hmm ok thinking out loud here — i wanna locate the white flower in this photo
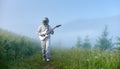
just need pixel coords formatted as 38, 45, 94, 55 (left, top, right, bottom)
98, 54, 101, 56
86, 59, 89, 61
95, 56, 98, 59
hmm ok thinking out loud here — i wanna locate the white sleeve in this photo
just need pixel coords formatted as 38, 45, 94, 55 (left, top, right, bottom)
37, 25, 42, 35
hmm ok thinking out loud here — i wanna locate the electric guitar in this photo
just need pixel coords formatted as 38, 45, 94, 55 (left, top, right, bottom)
39, 25, 61, 40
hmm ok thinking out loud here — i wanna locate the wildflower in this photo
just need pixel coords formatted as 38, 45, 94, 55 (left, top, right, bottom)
86, 59, 89, 61
95, 56, 98, 59
98, 54, 101, 57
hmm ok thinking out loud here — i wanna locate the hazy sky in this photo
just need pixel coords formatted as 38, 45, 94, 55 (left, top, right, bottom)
1, 0, 120, 46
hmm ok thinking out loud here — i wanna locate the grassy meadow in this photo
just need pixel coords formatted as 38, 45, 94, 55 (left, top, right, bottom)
0, 28, 120, 69
7, 47, 120, 69
50, 47, 120, 69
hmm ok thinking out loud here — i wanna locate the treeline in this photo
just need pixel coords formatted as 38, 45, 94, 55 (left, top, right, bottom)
75, 26, 120, 51
0, 28, 40, 68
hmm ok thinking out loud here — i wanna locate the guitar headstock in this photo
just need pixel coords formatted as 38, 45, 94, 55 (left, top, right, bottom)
55, 25, 62, 28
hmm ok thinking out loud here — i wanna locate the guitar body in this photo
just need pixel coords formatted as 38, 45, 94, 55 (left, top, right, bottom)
39, 35, 49, 41
39, 30, 49, 41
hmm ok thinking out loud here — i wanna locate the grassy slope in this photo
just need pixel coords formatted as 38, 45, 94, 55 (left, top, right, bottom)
48, 48, 120, 69
0, 28, 41, 69
9, 47, 120, 69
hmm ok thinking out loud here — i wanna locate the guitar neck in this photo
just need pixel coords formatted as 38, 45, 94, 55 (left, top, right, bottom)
46, 25, 61, 35
46, 27, 56, 34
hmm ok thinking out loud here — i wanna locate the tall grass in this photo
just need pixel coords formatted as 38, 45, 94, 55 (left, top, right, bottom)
9, 47, 120, 69
50, 47, 120, 69
0, 28, 41, 69
2, 46, 119, 69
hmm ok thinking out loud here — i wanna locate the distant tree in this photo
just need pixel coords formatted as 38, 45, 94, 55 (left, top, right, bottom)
95, 26, 113, 51
116, 37, 120, 46
82, 36, 91, 49
76, 37, 82, 48
115, 37, 120, 50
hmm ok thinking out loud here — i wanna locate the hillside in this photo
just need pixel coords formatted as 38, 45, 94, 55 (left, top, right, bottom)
0, 28, 120, 69
0, 28, 41, 69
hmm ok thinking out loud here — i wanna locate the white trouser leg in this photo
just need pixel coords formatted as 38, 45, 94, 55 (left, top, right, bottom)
45, 39, 51, 59
40, 38, 51, 60
40, 40, 46, 60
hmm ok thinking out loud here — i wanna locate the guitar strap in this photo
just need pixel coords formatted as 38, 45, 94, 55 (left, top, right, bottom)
46, 25, 50, 34
47, 25, 49, 31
